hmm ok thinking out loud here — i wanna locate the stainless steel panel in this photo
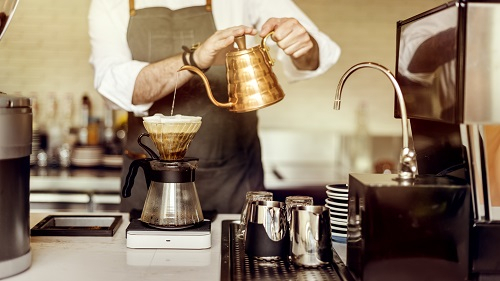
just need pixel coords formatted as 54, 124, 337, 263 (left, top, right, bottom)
464, 3, 500, 123
396, 1, 500, 124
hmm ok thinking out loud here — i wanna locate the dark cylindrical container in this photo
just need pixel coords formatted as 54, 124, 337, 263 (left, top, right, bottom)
0, 93, 32, 279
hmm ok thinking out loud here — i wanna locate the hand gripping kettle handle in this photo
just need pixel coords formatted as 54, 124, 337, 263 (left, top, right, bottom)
122, 159, 152, 198
260, 32, 275, 67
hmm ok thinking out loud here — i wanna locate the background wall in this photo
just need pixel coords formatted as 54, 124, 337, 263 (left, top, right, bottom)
262, 0, 445, 136
0, 0, 446, 132
0, 0, 445, 179
0, 0, 98, 127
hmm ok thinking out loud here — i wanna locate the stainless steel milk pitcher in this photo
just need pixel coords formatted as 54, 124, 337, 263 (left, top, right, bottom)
245, 201, 289, 260
290, 205, 333, 267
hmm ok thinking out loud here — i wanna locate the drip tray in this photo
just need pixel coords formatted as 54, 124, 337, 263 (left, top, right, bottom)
220, 220, 354, 281
31, 215, 123, 237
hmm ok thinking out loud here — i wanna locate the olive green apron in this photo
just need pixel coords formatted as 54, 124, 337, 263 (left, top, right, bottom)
121, 1, 264, 213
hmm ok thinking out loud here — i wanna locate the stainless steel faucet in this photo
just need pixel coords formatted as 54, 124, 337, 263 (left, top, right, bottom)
334, 62, 417, 180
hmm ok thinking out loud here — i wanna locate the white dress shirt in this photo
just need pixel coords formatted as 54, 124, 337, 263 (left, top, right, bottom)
88, 0, 341, 115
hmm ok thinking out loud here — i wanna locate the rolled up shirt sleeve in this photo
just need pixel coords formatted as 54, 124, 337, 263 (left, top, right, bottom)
89, 0, 152, 116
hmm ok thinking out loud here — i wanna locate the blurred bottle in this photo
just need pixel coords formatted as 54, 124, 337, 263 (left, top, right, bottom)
59, 94, 74, 142
103, 105, 114, 145
87, 117, 101, 146
46, 94, 63, 166
79, 94, 91, 145
350, 102, 372, 173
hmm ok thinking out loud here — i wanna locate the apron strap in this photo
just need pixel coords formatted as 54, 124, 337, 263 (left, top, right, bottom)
129, 0, 211, 15
129, 0, 136, 16
205, 0, 212, 12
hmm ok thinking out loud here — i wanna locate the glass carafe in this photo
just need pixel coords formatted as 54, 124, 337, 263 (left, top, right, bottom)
122, 158, 204, 229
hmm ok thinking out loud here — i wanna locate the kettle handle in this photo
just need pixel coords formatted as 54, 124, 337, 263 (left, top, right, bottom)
178, 65, 234, 109
122, 158, 152, 198
260, 31, 275, 66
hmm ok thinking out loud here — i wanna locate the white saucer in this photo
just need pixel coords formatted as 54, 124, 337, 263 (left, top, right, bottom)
102, 154, 123, 168
330, 225, 347, 232
326, 190, 348, 198
326, 184, 348, 193
325, 198, 348, 208
331, 223, 347, 230
71, 158, 102, 167
327, 205, 348, 213
327, 194, 348, 201
330, 219, 347, 226
330, 217, 347, 224
331, 232, 347, 243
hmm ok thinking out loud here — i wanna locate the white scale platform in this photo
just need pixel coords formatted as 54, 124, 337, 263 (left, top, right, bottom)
126, 219, 211, 249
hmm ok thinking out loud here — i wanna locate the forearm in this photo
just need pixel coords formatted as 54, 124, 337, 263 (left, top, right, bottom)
132, 54, 192, 105
132, 26, 257, 105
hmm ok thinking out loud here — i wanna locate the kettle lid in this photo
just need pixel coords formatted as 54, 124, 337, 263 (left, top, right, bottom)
0, 92, 31, 108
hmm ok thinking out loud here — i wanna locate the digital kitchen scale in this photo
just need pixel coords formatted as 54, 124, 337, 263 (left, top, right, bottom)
125, 219, 211, 249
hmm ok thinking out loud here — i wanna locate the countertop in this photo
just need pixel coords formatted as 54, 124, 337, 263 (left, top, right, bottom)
30, 167, 121, 193
9, 212, 347, 281
29, 162, 345, 193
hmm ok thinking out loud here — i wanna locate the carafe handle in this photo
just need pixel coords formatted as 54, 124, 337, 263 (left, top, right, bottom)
178, 65, 234, 109
122, 158, 152, 198
138, 133, 160, 159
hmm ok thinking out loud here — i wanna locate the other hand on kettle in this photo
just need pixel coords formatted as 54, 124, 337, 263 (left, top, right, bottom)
260, 17, 320, 71
191, 25, 257, 70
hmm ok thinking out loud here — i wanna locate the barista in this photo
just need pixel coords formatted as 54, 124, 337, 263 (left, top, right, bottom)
88, 0, 341, 213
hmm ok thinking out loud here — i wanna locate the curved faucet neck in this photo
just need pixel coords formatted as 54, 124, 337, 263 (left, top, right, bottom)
334, 62, 417, 180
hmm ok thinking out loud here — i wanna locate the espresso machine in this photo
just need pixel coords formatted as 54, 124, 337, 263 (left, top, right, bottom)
396, 1, 500, 279
123, 114, 211, 249
334, 1, 500, 280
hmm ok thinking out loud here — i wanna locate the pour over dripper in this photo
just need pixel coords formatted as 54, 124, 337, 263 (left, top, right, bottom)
142, 114, 202, 160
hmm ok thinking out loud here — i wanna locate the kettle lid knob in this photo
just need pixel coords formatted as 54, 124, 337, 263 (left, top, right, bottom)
234, 35, 246, 50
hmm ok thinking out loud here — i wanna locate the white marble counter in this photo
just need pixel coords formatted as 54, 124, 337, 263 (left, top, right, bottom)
9, 213, 347, 281
9, 213, 231, 281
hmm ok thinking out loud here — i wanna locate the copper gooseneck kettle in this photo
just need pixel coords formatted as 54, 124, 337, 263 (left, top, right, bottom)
179, 32, 285, 113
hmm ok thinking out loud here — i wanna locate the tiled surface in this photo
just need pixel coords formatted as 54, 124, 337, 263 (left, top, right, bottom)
0, 0, 99, 127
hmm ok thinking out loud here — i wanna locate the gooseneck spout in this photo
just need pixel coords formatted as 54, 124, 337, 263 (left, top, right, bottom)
334, 62, 417, 180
